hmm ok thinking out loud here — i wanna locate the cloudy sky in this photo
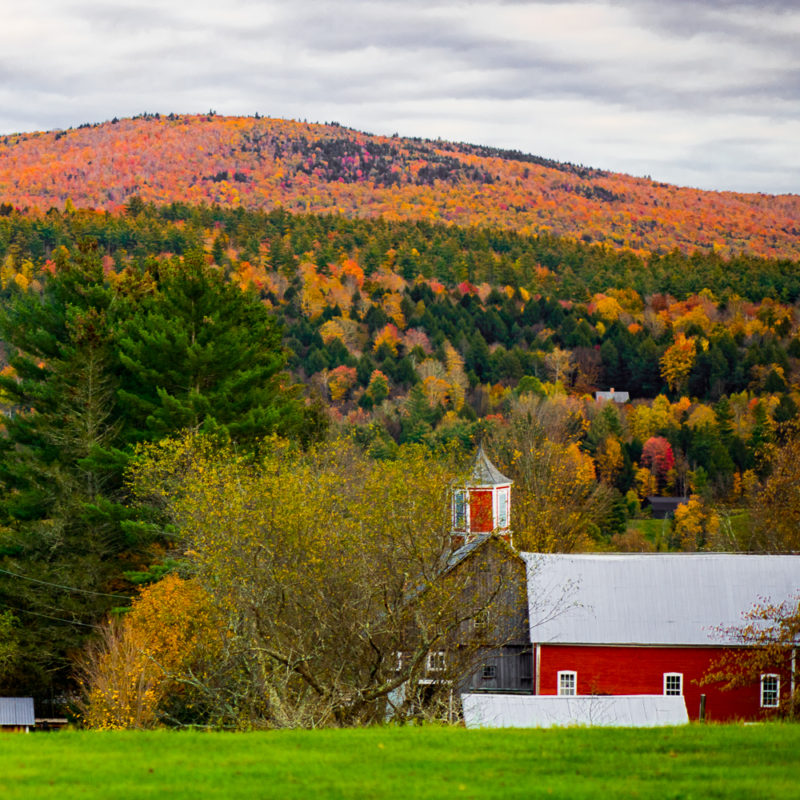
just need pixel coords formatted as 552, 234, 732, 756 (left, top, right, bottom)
2, 0, 799, 194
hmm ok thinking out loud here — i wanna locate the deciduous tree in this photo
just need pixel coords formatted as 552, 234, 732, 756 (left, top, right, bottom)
126, 435, 516, 727
703, 596, 800, 718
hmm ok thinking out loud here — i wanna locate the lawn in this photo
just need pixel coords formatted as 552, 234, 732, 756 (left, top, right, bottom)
2, 724, 799, 799
626, 517, 672, 549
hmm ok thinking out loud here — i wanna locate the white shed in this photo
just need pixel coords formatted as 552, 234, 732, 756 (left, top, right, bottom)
0, 697, 35, 732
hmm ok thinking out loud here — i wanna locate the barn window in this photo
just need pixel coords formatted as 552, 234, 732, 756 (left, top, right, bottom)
557, 671, 577, 696
427, 651, 446, 672
663, 673, 683, 696
453, 490, 467, 529
474, 609, 490, 631
482, 664, 497, 680
497, 489, 509, 528
761, 674, 780, 708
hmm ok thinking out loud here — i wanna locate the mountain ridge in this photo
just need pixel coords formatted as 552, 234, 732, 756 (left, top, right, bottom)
1, 113, 798, 260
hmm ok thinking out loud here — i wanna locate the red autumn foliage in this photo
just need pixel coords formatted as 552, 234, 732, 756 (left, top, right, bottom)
1, 114, 798, 260
641, 436, 675, 485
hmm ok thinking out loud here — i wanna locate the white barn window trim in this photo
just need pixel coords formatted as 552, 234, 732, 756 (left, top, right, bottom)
497, 489, 509, 529
557, 670, 577, 696
474, 608, 490, 631
760, 674, 780, 708
453, 489, 467, 530
427, 651, 446, 673
663, 673, 683, 696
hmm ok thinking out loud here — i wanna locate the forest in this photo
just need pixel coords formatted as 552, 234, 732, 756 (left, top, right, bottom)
1, 113, 800, 260
1, 122, 800, 724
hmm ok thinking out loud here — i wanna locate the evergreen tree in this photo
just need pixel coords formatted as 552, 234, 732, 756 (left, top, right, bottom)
117, 252, 309, 445
0, 253, 138, 698
0, 250, 316, 702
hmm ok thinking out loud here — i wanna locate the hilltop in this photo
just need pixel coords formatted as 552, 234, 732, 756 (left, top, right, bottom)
1, 113, 798, 260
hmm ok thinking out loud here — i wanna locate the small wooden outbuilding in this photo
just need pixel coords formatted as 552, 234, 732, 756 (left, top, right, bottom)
646, 495, 689, 519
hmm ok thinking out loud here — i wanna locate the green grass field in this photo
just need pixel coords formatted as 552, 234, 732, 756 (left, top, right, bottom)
627, 517, 672, 547
1, 724, 799, 799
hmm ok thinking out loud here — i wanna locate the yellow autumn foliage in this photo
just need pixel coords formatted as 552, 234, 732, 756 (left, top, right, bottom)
672, 495, 720, 551
78, 575, 223, 730
660, 332, 696, 393
124, 434, 481, 727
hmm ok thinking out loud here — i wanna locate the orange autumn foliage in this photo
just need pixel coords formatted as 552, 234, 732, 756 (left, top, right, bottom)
78, 575, 223, 729
1, 114, 798, 260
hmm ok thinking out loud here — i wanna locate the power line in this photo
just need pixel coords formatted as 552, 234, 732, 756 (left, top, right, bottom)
0, 566, 131, 600
0, 601, 100, 629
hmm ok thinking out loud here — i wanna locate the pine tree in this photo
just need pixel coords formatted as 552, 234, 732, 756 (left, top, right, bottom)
116, 251, 309, 445
0, 253, 137, 698
0, 250, 316, 702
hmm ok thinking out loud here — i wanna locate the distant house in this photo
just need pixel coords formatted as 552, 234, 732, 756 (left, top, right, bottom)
595, 387, 630, 403
0, 697, 35, 732
646, 496, 689, 519
442, 448, 800, 726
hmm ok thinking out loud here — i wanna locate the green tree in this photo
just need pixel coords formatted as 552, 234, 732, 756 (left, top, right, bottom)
0, 249, 317, 702
0, 253, 139, 697
0, 611, 21, 678
125, 435, 516, 728
117, 252, 311, 445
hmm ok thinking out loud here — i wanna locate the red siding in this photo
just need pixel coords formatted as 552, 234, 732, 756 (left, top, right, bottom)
538, 644, 777, 722
470, 490, 493, 532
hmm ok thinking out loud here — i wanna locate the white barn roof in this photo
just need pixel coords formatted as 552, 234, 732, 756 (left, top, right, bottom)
462, 693, 689, 728
0, 697, 35, 727
522, 552, 800, 646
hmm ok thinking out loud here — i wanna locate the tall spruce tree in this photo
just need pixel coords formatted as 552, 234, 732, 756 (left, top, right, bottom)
0, 251, 138, 699
116, 251, 308, 445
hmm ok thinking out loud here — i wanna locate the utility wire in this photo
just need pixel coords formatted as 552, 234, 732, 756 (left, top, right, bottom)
0, 601, 100, 629
0, 566, 131, 600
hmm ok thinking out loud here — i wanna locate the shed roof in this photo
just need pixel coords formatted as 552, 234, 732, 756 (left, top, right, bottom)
595, 390, 630, 403
0, 697, 35, 727
468, 444, 511, 486
447, 534, 491, 569
522, 552, 800, 646
462, 693, 689, 728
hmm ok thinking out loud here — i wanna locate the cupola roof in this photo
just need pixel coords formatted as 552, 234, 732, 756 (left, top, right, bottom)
469, 443, 511, 486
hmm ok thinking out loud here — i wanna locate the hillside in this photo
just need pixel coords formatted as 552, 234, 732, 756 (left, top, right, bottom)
1, 113, 799, 260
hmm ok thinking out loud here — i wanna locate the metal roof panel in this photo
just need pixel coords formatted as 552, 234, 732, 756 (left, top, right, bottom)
0, 697, 35, 727
523, 552, 800, 646
469, 444, 511, 486
462, 693, 689, 728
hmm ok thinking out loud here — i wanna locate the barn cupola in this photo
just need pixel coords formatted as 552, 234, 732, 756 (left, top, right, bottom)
451, 444, 513, 549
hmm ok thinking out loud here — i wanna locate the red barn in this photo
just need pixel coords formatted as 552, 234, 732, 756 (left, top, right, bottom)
450, 448, 798, 724
522, 552, 799, 722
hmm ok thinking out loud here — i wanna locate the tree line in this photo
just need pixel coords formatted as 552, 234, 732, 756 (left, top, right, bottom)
0, 247, 318, 704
